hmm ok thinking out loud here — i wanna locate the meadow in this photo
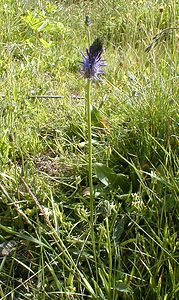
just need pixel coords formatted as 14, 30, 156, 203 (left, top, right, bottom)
0, 0, 178, 299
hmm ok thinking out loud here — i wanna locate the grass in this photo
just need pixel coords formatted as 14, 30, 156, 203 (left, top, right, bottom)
0, 0, 178, 299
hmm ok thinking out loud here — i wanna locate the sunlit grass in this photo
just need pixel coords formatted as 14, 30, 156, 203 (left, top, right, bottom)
0, 0, 178, 299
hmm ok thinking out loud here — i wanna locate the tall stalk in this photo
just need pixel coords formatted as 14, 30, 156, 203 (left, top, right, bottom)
86, 79, 93, 223
81, 17, 106, 286
86, 79, 98, 282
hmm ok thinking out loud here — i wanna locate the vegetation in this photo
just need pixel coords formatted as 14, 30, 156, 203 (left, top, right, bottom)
0, 0, 178, 299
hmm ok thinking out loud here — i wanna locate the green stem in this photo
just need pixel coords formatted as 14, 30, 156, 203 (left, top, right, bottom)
105, 216, 112, 298
87, 27, 91, 48
86, 79, 93, 224
86, 79, 98, 282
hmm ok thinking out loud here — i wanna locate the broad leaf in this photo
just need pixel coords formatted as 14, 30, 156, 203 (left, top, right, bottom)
116, 281, 131, 293
94, 163, 130, 192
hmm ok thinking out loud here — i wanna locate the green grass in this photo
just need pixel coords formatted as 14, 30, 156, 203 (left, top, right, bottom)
0, 0, 178, 299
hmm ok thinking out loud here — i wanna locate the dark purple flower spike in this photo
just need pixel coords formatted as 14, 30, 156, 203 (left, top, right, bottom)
81, 38, 106, 80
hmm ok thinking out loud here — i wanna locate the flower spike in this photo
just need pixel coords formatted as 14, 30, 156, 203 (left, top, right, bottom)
81, 38, 106, 80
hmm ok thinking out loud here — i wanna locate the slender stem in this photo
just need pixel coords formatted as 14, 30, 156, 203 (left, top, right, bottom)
86, 79, 98, 282
86, 79, 93, 223
87, 27, 91, 48
105, 216, 112, 298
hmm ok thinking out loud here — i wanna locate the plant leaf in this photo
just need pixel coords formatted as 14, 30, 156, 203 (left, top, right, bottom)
94, 163, 130, 191
116, 281, 131, 293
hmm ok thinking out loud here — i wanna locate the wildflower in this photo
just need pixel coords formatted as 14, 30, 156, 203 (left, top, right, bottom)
85, 15, 92, 27
81, 38, 106, 80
